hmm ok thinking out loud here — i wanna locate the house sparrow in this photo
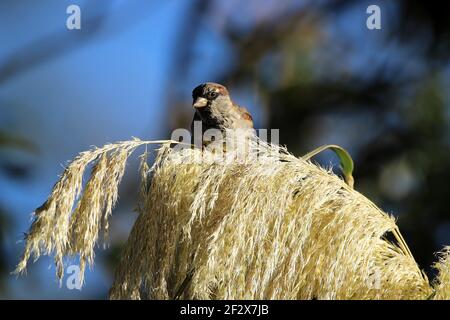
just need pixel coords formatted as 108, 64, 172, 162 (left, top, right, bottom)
191, 82, 253, 151
190, 82, 254, 134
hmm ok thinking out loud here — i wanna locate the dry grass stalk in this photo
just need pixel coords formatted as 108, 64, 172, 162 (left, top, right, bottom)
15, 136, 448, 299
432, 247, 450, 300
14, 138, 179, 284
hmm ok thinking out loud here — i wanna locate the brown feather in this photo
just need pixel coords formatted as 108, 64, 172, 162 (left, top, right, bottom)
237, 105, 254, 125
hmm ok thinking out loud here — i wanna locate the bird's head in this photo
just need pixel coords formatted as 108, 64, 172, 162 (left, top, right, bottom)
192, 82, 230, 111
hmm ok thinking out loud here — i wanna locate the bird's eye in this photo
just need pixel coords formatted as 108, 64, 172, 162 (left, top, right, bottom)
208, 91, 219, 100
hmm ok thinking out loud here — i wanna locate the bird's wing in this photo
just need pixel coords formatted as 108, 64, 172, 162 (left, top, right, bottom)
237, 105, 254, 128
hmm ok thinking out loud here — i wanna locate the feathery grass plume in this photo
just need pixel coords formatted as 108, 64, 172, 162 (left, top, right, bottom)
15, 135, 447, 299
109, 137, 435, 300
432, 247, 450, 299
14, 138, 181, 283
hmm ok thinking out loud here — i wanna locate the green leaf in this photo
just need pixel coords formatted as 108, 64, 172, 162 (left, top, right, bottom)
302, 144, 354, 188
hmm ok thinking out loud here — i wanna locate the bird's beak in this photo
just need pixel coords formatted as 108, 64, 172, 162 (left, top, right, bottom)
193, 97, 208, 109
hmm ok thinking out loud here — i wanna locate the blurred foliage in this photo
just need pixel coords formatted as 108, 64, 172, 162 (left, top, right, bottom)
0, 208, 10, 293
0, 131, 37, 153
0, 130, 36, 294
0, 131, 35, 180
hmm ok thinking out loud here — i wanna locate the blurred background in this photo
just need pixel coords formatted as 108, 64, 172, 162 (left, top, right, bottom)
0, 0, 449, 299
